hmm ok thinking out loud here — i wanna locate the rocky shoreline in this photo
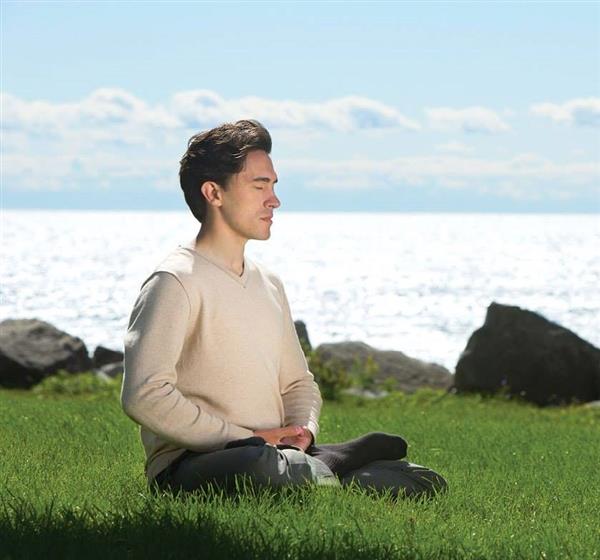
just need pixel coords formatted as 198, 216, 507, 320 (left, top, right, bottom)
1, 301, 598, 406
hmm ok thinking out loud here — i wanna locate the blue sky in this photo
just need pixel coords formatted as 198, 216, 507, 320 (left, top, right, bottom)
2, 1, 599, 212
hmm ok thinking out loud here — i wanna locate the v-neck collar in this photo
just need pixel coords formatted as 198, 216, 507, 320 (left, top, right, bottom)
178, 240, 250, 288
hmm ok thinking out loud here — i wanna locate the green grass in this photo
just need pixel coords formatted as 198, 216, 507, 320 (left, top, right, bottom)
1, 377, 599, 559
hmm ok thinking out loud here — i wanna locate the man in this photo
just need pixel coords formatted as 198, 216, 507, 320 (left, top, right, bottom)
122, 119, 447, 498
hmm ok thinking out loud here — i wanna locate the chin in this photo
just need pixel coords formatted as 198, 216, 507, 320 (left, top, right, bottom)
247, 230, 270, 241
246, 221, 272, 241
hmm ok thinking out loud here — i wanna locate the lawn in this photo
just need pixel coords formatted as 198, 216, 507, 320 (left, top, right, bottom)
1, 378, 599, 559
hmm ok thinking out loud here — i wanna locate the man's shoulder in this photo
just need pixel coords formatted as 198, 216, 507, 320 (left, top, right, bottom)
138, 244, 206, 296
250, 258, 284, 290
140, 245, 195, 285
154, 245, 197, 277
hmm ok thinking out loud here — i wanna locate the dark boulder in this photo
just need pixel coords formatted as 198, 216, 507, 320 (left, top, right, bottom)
93, 345, 123, 368
315, 340, 452, 393
294, 320, 312, 352
454, 302, 600, 406
0, 318, 92, 389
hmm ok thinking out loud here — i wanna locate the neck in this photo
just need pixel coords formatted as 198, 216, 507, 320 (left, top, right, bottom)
192, 223, 247, 276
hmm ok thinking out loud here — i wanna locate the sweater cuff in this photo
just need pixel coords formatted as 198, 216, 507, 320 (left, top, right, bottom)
305, 421, 319, 446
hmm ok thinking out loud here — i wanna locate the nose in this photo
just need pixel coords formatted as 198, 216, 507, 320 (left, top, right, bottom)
267, 191, 281, 209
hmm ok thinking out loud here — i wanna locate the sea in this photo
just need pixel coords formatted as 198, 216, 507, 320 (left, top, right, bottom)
1, 210, 599, 372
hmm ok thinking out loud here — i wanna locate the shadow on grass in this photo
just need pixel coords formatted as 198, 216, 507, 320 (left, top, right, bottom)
1, 481, 423, 560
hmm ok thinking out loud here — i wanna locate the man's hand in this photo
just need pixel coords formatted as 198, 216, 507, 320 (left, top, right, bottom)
280, 426, 313, 452
253, 425, 313, 451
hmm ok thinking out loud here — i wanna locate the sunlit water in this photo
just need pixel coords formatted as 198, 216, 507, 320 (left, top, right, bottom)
1, 210, 599, 372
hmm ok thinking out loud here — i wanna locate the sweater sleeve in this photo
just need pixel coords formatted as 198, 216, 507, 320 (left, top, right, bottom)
276, 279, 323, 444
121, 272, 254, 451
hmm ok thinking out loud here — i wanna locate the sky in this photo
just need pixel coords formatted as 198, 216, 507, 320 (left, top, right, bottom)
1, 1, 599, 212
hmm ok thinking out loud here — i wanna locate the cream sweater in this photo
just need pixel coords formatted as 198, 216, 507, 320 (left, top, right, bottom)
121, 240, 322, 482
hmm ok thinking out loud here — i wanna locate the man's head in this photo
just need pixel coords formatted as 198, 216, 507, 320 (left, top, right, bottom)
179, 119, 274, 225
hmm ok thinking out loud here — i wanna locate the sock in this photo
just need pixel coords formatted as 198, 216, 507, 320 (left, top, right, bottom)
307, 432, 408, 477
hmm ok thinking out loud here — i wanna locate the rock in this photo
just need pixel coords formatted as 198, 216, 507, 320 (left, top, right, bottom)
93, 345, 123, 368
0, 318, 92, 389
454, 302, 600, 406
94, 369, 113, 383
341, 387, 390, 399
315, 341, 452, 393
294, 320, 312, 352
94, 362, 123, 379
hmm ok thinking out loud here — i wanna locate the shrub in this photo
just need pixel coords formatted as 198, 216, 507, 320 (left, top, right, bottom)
348, 353, 380, 390
381, 376, 398, 393
305, 350, 351, 401
32, 370, 122, 398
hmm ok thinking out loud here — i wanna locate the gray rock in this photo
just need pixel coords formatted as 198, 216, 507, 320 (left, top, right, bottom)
93, 369, 113, 383
93, 345, 123, 368
94, 362, 123, 379
341, 387, 390, 399
0, 318, 92, 389
454, 302, 600, 406
315, 340, 452, 393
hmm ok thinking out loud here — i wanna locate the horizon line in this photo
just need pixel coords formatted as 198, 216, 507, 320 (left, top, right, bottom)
2, 207, 599, 215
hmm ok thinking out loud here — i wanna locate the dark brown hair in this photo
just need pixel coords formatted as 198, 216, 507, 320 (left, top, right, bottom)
179, 119, 272, 223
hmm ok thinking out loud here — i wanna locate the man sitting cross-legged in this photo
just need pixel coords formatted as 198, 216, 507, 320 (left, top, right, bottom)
121, 119, 447, 500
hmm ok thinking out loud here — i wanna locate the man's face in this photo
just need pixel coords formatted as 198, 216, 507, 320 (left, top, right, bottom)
219, 149, 280, 242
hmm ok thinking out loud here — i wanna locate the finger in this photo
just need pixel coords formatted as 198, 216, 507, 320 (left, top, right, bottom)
280, 425, 303, 437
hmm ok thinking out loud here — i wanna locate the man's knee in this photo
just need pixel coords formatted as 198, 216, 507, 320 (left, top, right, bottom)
233, 443, 278, 477
158, 444, 278, 493
158, 444, 318, 494
222, 444, 291, 487
341, 460, 448, 499
243, 445, 317, 487
406, 463, 448, 497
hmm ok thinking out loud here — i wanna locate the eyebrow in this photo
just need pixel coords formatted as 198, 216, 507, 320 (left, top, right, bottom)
252, 176, 278, 184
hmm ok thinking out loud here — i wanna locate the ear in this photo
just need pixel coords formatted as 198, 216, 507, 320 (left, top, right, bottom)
200, 180, 224, 208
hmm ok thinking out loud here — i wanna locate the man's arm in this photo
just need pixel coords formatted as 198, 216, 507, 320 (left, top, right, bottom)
121, 272, 254, 450
276, 278, 322, 445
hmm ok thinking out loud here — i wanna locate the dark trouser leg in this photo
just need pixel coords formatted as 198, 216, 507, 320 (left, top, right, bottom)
152, 444, 340, 494
340, 460, 448, 499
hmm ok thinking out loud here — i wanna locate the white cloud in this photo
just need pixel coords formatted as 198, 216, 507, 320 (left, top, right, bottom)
435, 140, 474, 154
425, 106, 511, 133
4, 148, 597, 202
170, 91, 420, 132
530, 97, 600, 127
1, 89, 420, 142
0, 88, 419, 192
278, 153, 600, 200
2, 89, 598, 203
2, 152, 173, 190
1, 89, 178, 132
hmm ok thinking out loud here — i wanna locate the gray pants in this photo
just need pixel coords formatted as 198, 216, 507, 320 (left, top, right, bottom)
152, 444, 447, 499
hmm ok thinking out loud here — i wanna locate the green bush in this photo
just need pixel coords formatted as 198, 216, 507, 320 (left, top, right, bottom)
32, 370, 122, 398
381, 376, 398, 393
305, 350, 351, 401
304, 350, 388, 399
348, 353, 380, 390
